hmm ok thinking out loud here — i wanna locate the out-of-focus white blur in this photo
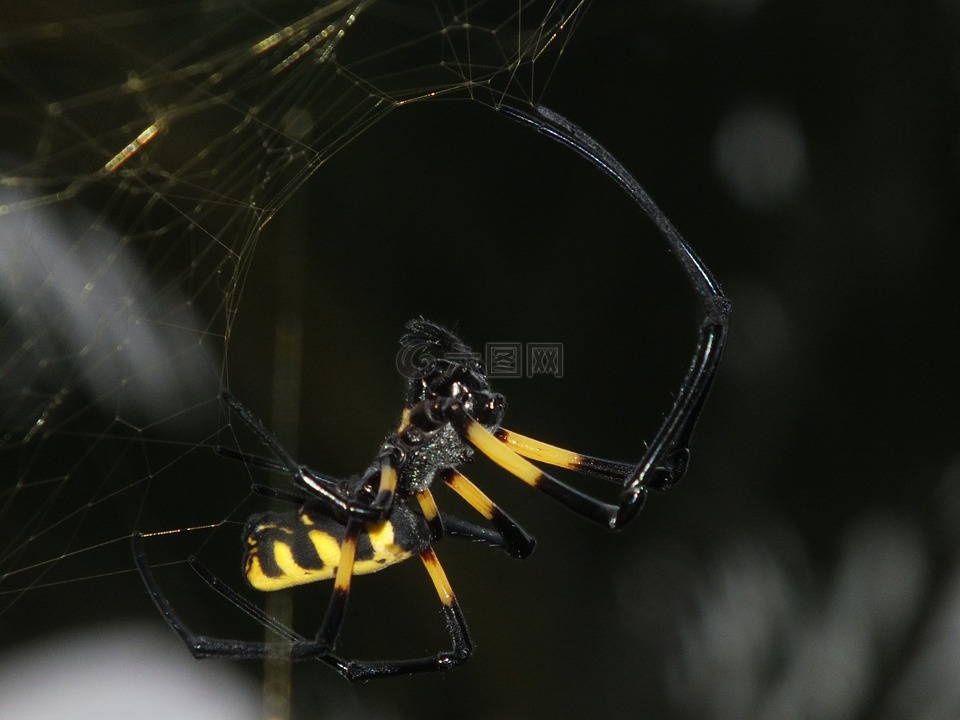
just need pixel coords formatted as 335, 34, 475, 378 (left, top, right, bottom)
0, 622, 259, 719
0, 188, 218, 436
657, 516, 960, 720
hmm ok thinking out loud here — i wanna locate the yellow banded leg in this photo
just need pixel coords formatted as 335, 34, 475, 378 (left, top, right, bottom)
494, 428, 636, 482
419, 547, 473, 671
333, 525, 358, 594
310, 546, 475, 679
421, 547, 454, 605
460, 417, 622, 528
370, 458, 398, 516
315, 519, 361, 648
416, 489, 443, 541
443, 469, 496, 520
464, 420, 542, 486
442, 469, 535, 558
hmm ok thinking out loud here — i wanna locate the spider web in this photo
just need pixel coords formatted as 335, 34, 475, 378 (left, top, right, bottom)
0, 0, 592, 636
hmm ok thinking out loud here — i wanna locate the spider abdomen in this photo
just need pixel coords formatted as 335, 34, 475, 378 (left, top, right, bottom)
242, 501, 430, 591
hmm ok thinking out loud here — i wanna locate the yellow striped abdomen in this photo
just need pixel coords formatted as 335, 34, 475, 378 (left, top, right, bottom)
242, 501, 428, 591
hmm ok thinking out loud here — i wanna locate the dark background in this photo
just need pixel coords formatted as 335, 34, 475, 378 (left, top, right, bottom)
2, 1, 959, 718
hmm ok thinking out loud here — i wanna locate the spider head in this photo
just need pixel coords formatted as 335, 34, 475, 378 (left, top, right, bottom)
399, 319, 505, 429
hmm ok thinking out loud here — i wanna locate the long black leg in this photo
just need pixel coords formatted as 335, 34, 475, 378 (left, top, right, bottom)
497, 104, 730, 528
215, 445, 288, 474
216, 392, 360, 520
224, 392, 401, 521
437, 513, 514, 549
133, 533, 471, 680
215, 445, 350, 510
133, 532, 348, 672
247, 483, 311, 506
221, 392, 302, 473
304, 547, 474, 680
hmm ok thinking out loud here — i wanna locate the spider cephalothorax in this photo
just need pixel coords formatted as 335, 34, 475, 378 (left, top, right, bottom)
394, 319, 506, 493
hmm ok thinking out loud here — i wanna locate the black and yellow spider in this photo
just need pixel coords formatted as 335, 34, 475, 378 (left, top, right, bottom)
133, 104, 729, 681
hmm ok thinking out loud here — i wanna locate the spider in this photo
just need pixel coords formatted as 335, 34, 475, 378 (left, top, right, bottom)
133, 104, 729, 681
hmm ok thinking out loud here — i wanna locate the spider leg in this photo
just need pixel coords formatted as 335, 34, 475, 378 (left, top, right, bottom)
221, 392, 301, 470
494, 428, 638, 484
293, 543, 471, 678
216, 445, 346, 499
416, 484, 534, 559
415, 488, 444, 541
436, 513, 516, 549
221, 392, 357, 520
412, 547, 473, 672
214, 445, 287, 473
497, 104, 730, 527
440, 469, 535, 558
450, 409, 625, 527
215, 445, 339, 507
132, 532, 352, 675
311, 518, 361, 649
310, 455, 401, 649
247, 483, 311, 506
305, 547, 473, 680
133, 532, 472, 679
365, 454, 398, 518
